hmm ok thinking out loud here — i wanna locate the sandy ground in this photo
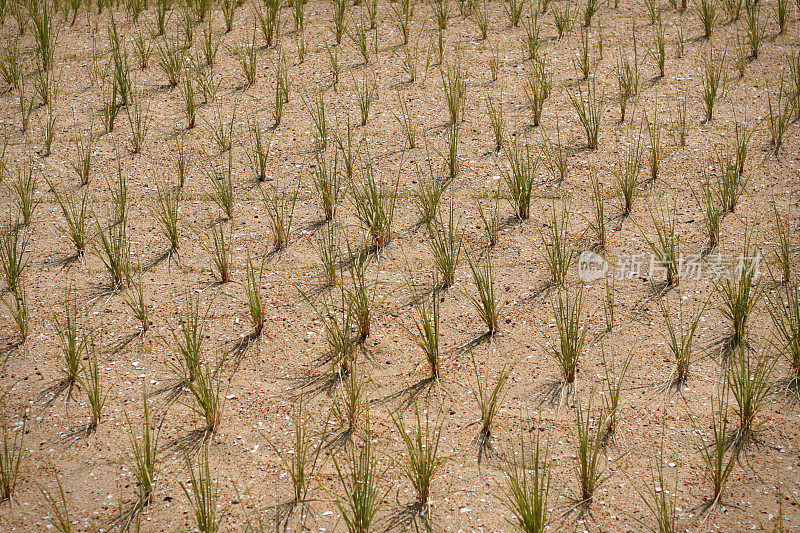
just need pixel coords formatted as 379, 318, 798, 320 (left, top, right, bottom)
0, 0, 799, 530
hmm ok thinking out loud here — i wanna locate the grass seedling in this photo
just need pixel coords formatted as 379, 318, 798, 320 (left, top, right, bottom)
180, 75, 196, 129
70, 130, 93, 185
0, 409, 23, 502
442, 61, 468, 125
48, 180, 89, 257
768, 77, 792, 156
344, 249, 376, 340
11, 165, 38, 227
601, 352, 631, 441
550, 288, 586, 385
701, 50, 725, 123
771, 206, 792, 285
316, 292, 357, 376
29, 0, 56, 71
468, 254, 505, 335
696, 390, 745, 511
182, 360, 224, 435
716, 235, 762, 348
471, 356, 510, 448
393, 91, 417, 150
156, 38, 184, 87
583, 0, 599, 26
54, 286, 87, 388
472, 0, 490, 39
604, 277, 615, 331
232, 28, 258, 87
348, 17, 371, 65
615, 34, 640, 123
125, 391, 158, 510
726, 345, 774, 443
634, 445, 678, 533
500, 429, 549, 533
351, 163, 398, 248
410, 286, 442, 379
95, 218, 131, 290
123, 270, 149, 334
313, 223, 340, 287
199, 20, 220, 68
714, 151, 744, 213
641, 207, 679, 287
540, 124, 571, 182
769, 281, 800, 384
694, 176, 721, 251
41, 476, 72, 532
221, 0, 236, 32
332, 0, 348, 44
489, 45, 500, 82
486, 94, 504, 152
127, 97, 150, 154
207, 153, 234, 221
574, 393, 608, 506
431, 0, 449, 29
391, 403, 446, 511
721, 0, 742, 21
247, 125, 270, 183
311, 151, 340, 221
3, 287, 27, 342
334, 119, 357, 180
153, 187, 180, 254
587, 176, 606, 249
505, 0, 525, 27
613, 131, 643, 217
644, 109, 664, 182
426, 202, 462, 288
180, 446, 221, 533
540, 204, 574, 286
243, 250, 266, 334
695, 0, 716, 38
732, 116, 756, 177
307, 92, 328, 151
205, 221, 231, 284
267, 397, 324, 511
411, 160, 448, 224
354, 74, 378, 126
671, 91, 688, 146
261, 180, 299, 250
206, 107, 235, 153
574, 27, 591, 80
658, 293, 704, 388
774, 0, 788, 34
476, 184, 500, 247
0, 222, 26, 294
744, 3, 765, 59
255, 0, 281, 47
526, 59, 551, 127
523, 8, 543, 60
390, 0, 413, 45
553, 1, 572, 38
333, 427, 385, 533
568, 78, 602, 149
80, 343, 106, 432
503, 141, 536, 220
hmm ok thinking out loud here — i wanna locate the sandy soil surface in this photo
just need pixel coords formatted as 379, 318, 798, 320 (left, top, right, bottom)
0, 0, 799, 530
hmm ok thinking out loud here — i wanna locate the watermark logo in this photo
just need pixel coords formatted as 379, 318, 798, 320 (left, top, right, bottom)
577, 251, 761, 283
577, 251, 608, 282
